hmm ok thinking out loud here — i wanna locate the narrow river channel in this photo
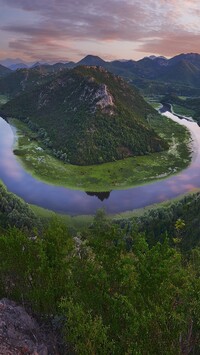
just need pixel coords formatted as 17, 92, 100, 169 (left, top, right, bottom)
0, 110, 200, 215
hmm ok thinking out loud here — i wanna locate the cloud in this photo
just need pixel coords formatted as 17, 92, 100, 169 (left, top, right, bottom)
138, 32, 200, 57
1, 0, 150, 41
1, 0, 200, 60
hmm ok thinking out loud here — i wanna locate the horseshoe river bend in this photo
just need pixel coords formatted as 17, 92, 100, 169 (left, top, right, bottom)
0, 109, 200, 215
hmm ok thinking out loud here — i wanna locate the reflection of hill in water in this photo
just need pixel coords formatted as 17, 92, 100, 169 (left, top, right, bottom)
85, 191, 111, 201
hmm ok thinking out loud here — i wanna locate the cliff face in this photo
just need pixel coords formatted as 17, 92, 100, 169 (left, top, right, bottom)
0, 299, 59, 354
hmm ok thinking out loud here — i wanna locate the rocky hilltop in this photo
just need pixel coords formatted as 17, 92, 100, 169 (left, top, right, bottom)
1, 66, 167, 165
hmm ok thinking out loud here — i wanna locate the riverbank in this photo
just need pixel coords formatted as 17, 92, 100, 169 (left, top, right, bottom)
9, 112, 191, 192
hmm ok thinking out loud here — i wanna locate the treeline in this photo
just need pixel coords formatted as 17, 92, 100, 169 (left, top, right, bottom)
16, 117, 72, 163
0, 183, 40, 230
119, 192, 200, 252
1, 210, 200, 354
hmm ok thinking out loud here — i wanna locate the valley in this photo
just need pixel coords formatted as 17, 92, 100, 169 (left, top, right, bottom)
1, 52, 200, 354
2, 0, 200, 351
0, 107, 197, 215
0, 60, 198, 215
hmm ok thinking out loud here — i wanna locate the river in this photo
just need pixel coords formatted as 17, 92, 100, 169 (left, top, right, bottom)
0, 111, 200, 215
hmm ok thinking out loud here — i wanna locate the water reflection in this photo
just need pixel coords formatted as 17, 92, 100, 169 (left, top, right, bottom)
85, 191, 111, 201
0, 112, 200, 215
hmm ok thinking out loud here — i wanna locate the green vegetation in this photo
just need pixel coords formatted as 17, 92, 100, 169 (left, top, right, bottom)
118, 191, 200, 252
0, 178, 93, 232
145, 95, 163, 109
0, 180, 40, 230
1, 66, 167, 165
11, 112, 191, 190
172, 104, 195, 117
0, 64, 11, 78
101, 54, 200, 96
162, 93, 200, 124
2, 157, 200, 353
1, 210, 200, 354
2, 56, 200, 353
30, 204, 93, 230
0, 67, 54, 97
0, 95, 8, 107
158, 59, 200, 87
183, 97, 200, 123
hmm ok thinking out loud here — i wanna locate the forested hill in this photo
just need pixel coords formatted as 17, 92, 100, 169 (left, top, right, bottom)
0, 67, 55, 96
0, 64, 11, 78
1, 66, 167, 165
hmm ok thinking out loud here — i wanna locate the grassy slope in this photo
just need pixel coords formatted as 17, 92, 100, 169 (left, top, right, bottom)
11, 111, 191, 191
30, 204, 93, 229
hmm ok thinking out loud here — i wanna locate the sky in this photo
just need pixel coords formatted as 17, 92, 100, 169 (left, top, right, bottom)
0, 0, 200, 63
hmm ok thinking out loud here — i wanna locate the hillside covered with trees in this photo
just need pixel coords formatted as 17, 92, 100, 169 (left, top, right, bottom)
0, 67, 55, 97
1, 66, 167, 165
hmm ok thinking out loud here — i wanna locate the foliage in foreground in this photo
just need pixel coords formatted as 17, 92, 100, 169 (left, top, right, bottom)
119, 192, 200, 253
0, 213, 200, 354
0, 183, 40, 230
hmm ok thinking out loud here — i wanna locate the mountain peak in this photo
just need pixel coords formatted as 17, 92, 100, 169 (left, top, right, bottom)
77, 55, 106, 66
9, 63, 28, 71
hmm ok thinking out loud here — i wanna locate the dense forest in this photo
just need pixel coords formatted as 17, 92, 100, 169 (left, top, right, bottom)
1, 66, 167, 165
0, 183, 40, 230
1, 181, 200, 353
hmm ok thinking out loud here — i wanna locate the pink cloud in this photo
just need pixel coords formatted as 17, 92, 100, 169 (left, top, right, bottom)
1, 0, 200, 60
138, 32, 200, 57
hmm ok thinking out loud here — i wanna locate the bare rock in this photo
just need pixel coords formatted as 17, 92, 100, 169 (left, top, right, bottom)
0, 299, 59, 354
94, 84, 114, 109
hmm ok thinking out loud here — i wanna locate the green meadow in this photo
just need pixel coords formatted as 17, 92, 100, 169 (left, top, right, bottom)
10, 112, 191, 192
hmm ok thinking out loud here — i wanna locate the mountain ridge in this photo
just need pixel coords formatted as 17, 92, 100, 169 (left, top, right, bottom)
2, 52, 200, 95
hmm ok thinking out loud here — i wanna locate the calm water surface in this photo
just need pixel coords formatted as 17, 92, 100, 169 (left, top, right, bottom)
0, 112, 200, 215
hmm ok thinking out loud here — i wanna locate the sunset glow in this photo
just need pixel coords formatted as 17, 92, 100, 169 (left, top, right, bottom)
0, 0, 200, 62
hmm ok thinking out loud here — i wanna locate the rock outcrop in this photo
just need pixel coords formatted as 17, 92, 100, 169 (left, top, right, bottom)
0, 299, 59, 354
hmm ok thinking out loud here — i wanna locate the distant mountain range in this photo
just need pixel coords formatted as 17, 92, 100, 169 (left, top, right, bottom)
1, 53, 200, 95
0, 58, 71, 70
9, 63, 29, 70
